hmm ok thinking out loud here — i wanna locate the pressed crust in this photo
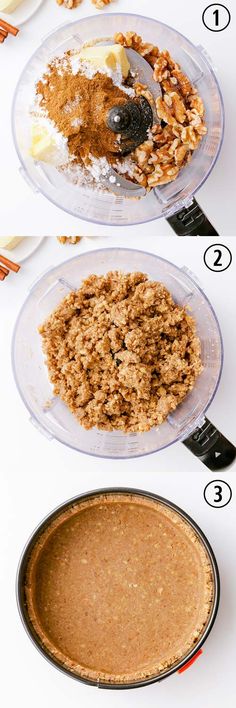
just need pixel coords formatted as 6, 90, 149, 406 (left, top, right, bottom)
25, 494, 214, 684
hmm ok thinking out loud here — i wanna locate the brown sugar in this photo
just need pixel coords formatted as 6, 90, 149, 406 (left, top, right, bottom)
39, 271, 203, 433
37, 65, 128, 164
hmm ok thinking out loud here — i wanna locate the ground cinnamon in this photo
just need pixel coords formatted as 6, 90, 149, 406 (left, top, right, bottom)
37, 64, 128, 164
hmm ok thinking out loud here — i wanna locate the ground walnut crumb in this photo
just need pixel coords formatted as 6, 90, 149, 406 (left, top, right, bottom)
39, 272, 203, 433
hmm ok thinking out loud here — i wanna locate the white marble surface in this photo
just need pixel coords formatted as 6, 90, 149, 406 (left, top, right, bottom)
1, 235, 236, 707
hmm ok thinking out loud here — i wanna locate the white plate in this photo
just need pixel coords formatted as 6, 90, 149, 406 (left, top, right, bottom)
0, 237, 44, 263
0, 0, 45, 27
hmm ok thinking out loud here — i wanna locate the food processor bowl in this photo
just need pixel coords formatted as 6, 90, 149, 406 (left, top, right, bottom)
12, 13, 224, 227
17, 487, 220, 688
12, 248, 225, 463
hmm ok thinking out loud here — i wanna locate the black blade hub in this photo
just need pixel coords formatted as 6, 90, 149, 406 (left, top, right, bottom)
107, 96, 153, 155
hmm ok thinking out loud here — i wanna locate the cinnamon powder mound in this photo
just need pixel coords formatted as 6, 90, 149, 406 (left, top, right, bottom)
37, 65, 128, 164
39, 271, 203, 433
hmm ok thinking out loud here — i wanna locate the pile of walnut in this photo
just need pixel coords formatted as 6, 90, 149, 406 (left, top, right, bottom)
56, 0, 112, 10
39, 271, 203, 434
57, 236, 82, 244
115, 32, 207, 188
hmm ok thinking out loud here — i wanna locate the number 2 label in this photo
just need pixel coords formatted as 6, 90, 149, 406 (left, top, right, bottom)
213, 249, 222, 267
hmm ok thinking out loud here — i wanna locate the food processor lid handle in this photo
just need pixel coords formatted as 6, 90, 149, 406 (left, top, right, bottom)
166, 198, 219, 236
182, 417, 236, 471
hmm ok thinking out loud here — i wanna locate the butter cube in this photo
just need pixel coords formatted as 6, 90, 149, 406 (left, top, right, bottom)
0, 237, 23, 250
110, 45, 130, 78
29, 125, 56, 162
79, 46, 117, 73
79, 44, 130, 79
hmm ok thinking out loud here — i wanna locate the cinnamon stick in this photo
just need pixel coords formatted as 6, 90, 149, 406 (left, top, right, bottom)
0, 253, 20, 272
0, 267, 7, 281
0, 30, 7, 43
0, 18, 19, 36
0, 264, 9, 276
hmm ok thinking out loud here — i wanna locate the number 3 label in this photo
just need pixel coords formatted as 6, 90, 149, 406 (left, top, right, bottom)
202, 4, 231, 31
213, 485, 222, 502
204, 480, 232, 507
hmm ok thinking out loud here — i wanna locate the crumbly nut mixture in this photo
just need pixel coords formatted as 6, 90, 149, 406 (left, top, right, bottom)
57, 236, 82, 244
39, 271, 203, 433
114, 32, 207, 188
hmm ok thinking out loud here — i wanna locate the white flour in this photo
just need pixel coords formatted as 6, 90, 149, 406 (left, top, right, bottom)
115, 156, 137, 178
86, 155, 111, 180
64, 95, 81, 114
71, 117, 83, 128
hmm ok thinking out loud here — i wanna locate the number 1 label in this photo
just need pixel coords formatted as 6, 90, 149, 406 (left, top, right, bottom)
202, 4, 231, 32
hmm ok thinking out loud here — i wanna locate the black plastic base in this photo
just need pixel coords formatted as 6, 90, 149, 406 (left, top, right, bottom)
167, 198, 219, 236
183, 418, 236, 471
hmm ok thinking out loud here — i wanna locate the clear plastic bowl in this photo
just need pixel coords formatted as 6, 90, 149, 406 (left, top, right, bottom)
12, 248, 223, 458
12, 13, 224, 226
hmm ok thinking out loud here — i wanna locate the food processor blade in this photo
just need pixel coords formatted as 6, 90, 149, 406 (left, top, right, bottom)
100, 46, 161, 197
99, 165, 146, 197
125, 47, 161, 120
103, 43, 161, 116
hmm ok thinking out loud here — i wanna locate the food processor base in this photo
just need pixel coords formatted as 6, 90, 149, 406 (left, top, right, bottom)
167, 198, 219, 236
183, 417, 236, 470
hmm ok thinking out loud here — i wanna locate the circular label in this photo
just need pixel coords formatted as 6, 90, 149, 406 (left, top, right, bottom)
204, 480, 232, 507
204, 243, 232, 271
202, 4, 231, 31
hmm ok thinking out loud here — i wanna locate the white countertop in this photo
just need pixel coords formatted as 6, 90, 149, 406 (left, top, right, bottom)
0, 0, 235, 235
1, 235, 236, 707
